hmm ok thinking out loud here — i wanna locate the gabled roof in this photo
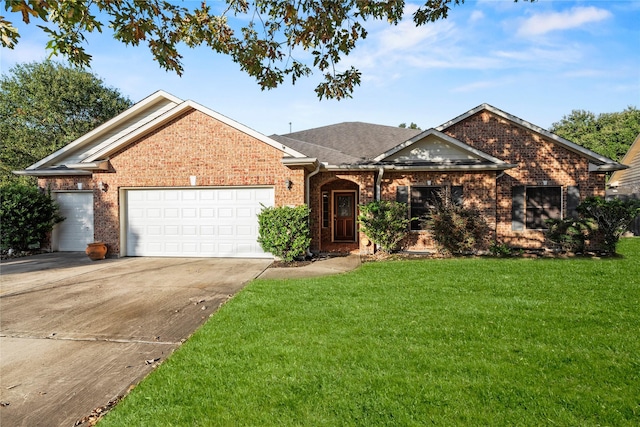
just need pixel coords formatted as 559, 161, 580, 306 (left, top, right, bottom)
374, 128, 513, 169
437, 103, 627, 171
609, 133, 640, 188
276, 122, 514, 171
279, 122, 422, 163
17, 91, 307, 176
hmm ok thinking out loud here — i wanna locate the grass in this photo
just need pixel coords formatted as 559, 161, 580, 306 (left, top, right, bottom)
101, 239, 640, 426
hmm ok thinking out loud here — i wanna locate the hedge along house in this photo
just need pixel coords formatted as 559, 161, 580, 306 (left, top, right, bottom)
18, 91, 626, 257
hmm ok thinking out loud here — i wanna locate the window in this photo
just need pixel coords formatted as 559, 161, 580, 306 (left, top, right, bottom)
397, 185, 464, 231
410, 186, 441, 230
512, 186, 562, 230
322, 192, 329, 228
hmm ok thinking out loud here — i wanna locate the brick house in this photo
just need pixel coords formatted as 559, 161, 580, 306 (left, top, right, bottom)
18, 91, 625, 257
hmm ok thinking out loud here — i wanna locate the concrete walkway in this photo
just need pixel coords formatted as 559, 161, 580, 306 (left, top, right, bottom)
258, 254, 361, 279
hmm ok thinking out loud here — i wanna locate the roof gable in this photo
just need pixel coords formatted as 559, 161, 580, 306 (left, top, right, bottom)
26, 90, 181, 170
437, 103, 624, 168
374, 129, 509, 167
22, 91, 306, 175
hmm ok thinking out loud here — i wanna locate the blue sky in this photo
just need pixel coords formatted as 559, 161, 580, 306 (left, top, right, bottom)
1, 0, 639, 136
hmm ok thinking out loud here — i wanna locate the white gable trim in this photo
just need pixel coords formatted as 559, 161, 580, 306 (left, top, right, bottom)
26, 91, 182, 170
374, 128, 509, 165
25, 91, 307, 173
436, 103, 624, 167
82, 100, 307, 163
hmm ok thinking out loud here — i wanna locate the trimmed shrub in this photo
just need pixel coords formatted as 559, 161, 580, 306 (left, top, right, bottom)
544, 218, 593, 253
257, 205, 311, 262
577, 196, 640, 254
0, 183, 64, 251
424, 195, 490, 255
358, 201, 412, 253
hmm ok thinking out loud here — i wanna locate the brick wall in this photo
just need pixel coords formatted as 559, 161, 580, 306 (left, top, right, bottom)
39, 109, 304, 255
382, 171, 496, 252
443, 110, 603, 248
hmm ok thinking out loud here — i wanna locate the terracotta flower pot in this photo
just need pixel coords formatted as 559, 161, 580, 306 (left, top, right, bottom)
86, 242, 107, 261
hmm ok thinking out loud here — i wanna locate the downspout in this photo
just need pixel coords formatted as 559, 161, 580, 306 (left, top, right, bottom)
306, 162, 321, 255
372, 167, 385, 254
375, 167, 384, 201
495, 170, 506, 243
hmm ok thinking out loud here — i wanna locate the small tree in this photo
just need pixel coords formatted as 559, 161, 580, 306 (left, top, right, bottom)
358, 201, 412, 253
0, 183, 65, 251
257, 205, 311, 262
577, 196, 640, 254
424, 194, 490, 255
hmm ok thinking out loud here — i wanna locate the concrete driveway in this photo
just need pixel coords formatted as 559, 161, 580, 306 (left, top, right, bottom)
0, 253, 271, 427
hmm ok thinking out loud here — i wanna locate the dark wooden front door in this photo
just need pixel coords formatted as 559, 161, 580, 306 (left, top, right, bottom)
333, 192, 355, 241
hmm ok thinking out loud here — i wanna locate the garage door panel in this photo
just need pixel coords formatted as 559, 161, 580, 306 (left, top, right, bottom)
54, 192, 94, 252
126, 188, 273, 258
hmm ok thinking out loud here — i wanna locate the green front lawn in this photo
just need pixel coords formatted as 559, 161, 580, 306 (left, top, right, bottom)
101, 239, 640, 426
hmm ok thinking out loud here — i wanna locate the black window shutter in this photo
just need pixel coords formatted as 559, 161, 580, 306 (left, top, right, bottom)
566, 186, 580, 218
452, 186, 463, 206
396, 186, 408, 204
512, 186, 525, 231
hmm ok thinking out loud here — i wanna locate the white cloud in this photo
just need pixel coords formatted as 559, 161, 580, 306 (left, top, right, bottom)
517, 6, 612, 37
469, 10, 485, 23
493, 44, 583, 64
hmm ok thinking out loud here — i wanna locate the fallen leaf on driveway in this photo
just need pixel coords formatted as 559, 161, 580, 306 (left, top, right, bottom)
74, 395, 122, 426
145, 357, 161, 365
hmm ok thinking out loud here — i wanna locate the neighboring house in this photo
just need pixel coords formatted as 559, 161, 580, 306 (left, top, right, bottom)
17, 91, 626, 257
607, 133, 640, 235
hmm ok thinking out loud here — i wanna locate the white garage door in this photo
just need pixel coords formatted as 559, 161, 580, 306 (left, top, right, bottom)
53, 192, 94, 251
125, 188, 274, 258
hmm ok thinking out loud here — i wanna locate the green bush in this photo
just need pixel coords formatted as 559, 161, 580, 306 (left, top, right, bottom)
577, 196, 640, 254
424, 196, 490, 255
489, 241, 514, 257
358, 201, 412, 253
0, 183, 64, 251
544, 218, 593, 253
257, 205, 311, 262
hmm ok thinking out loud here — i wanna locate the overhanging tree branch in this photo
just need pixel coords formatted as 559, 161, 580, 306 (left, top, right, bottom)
1, 0, 532, 99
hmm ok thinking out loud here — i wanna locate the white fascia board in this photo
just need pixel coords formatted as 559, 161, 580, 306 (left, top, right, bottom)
66, 161, 110, 170
26, 90, 183, 170
322, 163, 517, 172
436, 103, 621, 166
374, 128, 509, 165
589, 162, 628, 173
281, 157, 319, 171
13, 169, 92, 176
384, 163, 518, 172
